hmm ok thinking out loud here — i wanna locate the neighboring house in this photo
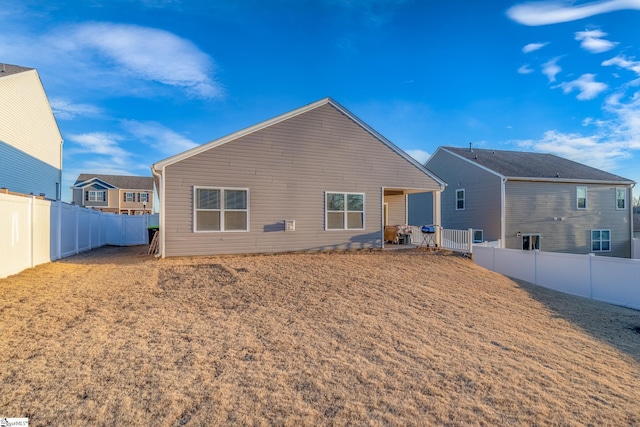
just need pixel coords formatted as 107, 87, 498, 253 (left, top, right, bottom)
151, 97, 445, 258
409, 146, 635, 258
0, 63, 63, 199
71, 174, 154, 215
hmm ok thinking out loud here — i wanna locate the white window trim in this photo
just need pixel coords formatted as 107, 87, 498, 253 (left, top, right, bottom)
615, 187, 626, 210
472, 229, 483, 243
140, 192, 149, 203
125, 192, 135, 202
591, 229, 611, 252
193, 186, 250, 233
88, 190, 103, 202
325, 191, 365, 231
456, 189, 465, 211
576, 186, 587, 210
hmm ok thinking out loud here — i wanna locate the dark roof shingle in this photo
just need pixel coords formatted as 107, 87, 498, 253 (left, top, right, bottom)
0, 63, 34, 78
74, 174, 154, 190
443, 147, 633, 183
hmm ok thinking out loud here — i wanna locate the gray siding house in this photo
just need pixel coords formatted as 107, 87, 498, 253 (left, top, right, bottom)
0, 64, 63, 199
151, 98, 445, 258
410, 146, 635, 258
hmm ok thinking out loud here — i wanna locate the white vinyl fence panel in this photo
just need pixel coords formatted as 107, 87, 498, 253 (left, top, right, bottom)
474, 246, 640, 310
1, 192, 158, 279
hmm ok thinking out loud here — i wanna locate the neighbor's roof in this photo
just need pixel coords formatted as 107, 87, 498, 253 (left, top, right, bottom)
439, 146, 634, 184
74, 174, 154, 190
151, 97, 446, 187
0, 63, 34, 78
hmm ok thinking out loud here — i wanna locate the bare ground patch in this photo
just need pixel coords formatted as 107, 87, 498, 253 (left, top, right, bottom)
0, 246, 639, 426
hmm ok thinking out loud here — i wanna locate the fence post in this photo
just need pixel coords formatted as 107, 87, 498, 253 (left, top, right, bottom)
29, 195, 35, 268
467, 228, 473, 254
74, 204, 80, 255
589, 253, 595, 300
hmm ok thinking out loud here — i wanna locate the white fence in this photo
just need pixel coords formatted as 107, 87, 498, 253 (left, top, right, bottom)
633, 238, 640, 259
1, 193, 158, 279
474, 246, 640, 310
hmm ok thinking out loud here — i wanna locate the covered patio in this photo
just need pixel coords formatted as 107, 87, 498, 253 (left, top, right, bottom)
382, 187, 441, 249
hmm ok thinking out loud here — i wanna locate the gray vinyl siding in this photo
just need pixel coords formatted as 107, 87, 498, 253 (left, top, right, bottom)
425, 150, 502, 241
163, 103, 440, 256
504, 181, 631, 257
408, 192, 433, 226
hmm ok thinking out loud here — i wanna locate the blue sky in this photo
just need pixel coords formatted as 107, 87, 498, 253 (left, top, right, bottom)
1, 0, 640, 202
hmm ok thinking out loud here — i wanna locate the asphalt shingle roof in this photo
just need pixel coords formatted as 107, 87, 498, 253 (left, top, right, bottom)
74, 174, 154, 190
0, 63, 34, 78
443, 146, 633, 183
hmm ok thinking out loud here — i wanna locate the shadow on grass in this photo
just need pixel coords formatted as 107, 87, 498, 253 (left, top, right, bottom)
512, 277, 640, 363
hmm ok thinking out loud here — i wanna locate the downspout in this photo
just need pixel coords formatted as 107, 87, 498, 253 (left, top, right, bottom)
151, 164, 164, 258
500, 178, 507, 248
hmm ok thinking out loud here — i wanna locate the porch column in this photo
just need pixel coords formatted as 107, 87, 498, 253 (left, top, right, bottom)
433, 190, 442, 247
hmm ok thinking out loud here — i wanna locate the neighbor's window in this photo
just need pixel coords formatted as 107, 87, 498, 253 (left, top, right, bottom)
616, 188, 626, 210
139, 192, 149, 203
473, 229, 483, 243
456, 189, 465, 210
522, 234, 541, 251
326, 192, 364, 230
591, 229, 611, 252
125, 192, 135, 202
194, 187, 248, 232
88, 190, 104, 202
577, 186, 587, 209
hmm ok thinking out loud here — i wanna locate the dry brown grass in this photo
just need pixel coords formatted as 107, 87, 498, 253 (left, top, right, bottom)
1, 246, 639, 426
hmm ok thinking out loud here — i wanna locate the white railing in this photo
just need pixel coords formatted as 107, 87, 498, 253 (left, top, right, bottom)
441, 228, 473, 253
474, 246, 640, 310
1, 192, 158, 279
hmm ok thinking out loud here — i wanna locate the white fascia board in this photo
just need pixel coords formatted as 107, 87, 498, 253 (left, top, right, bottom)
71, 177, 118, 189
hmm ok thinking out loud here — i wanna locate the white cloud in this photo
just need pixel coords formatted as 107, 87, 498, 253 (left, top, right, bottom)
575, 29, 618, 53
405, 149, 431, 164
602, 55, 640, 75
122, 120, 199, 157
506, 0, 640, 26
66, 132, 132, 167
542, 57, 562, 82
51, 22, 222, 99
522, 42, 548, 53
556, 74, 608, 100
518, 64, 535, 74
50, 98, 103, 120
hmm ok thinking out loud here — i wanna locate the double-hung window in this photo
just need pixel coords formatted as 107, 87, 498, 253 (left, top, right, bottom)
326, 192, 364, 230
125, 192, 135, 202
616, 188, 626, 210
194, 187, 248, 232
591, 229, 610, 252
456, 189, 465, 210
576, 186, 587, 209
473, 229, 483, 244
140, 192, 149, 203
88, 190, 103, 202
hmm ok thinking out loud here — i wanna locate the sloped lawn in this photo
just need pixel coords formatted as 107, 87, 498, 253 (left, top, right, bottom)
1, 246, 639, 426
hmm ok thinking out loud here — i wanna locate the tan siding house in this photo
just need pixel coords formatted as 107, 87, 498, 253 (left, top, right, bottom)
422, 146, 635, 258
71, 174, 154, 214
151, 98, 445, 258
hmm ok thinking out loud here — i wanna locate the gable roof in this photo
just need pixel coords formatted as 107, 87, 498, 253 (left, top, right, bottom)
0, 63, 34, 78
151, 97, 446, 186
73, 174, 154, 190
437, 146, 634, 184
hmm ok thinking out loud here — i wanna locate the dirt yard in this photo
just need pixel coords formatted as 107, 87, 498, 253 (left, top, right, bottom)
1, 246, 639, 426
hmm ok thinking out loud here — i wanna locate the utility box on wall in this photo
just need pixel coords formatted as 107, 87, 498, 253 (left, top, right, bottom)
285, 219, 295, 231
